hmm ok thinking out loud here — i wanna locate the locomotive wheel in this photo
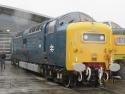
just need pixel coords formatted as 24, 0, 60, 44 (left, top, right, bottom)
63, 74, 71, 88
62, 72, 75, 88
41, 65, 45, 77
42, 65, 48, 79
119, 63, 125, 79
48, 67, 54, 81
45, 66, 49, 79
89, 67, 99, 87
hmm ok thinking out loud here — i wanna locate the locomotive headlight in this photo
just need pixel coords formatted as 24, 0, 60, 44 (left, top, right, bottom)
84, 35, 88, 40
100, 35, 104, 40
109, 63, 120, 72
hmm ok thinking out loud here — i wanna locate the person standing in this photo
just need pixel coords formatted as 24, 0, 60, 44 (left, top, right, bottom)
0, 52, 6, 71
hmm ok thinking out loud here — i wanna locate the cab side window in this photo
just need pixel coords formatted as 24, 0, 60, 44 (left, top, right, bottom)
48, 20, 56, 34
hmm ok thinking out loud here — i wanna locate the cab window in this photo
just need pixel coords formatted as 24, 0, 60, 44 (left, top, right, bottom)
83, 33, 105, 42
116, 37, 125, 44
48, 20, 56, 34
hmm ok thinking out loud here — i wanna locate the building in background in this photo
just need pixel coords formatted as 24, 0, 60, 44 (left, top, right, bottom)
0, 30, 11, 59
0, 5, 51, 60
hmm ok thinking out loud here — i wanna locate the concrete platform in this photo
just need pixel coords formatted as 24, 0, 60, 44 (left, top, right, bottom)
0, 61, 124, 94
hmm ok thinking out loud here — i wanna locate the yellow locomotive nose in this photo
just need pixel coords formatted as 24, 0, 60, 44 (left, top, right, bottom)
66, 22, 112, 71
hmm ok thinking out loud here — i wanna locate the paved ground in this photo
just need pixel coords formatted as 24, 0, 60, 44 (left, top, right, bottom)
104, 80, 125, 94
0, 61, 124, 94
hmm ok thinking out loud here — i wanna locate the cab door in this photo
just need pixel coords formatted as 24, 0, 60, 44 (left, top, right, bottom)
45, 20, 57, 65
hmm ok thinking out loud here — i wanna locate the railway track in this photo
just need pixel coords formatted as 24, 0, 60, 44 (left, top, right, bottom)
0, 61, 124, 94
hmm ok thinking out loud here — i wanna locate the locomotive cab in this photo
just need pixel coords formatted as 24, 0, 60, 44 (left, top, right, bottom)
66, 22, 112, 71
66, 22, 117, 85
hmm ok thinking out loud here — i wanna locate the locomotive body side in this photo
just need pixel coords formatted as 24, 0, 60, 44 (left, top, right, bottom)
12, 24, 46, 64
11, 35, 24, 61
45, 24, 67, 67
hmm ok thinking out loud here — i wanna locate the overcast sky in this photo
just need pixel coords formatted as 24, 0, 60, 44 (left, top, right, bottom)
0, 0, 125, 27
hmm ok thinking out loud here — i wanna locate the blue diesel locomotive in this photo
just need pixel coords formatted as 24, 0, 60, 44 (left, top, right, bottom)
11, 12, 119, 87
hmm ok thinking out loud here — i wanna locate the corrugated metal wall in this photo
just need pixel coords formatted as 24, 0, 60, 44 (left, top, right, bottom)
0, 31, 11, 59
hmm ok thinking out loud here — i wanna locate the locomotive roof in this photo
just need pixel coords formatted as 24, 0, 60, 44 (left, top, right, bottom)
56, 12, 95, 24
102, 21, 125, 35
103, 21, 122, 29
15, 31, 24, 37
112, 28, 125, 35
17, 12, 96, 36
